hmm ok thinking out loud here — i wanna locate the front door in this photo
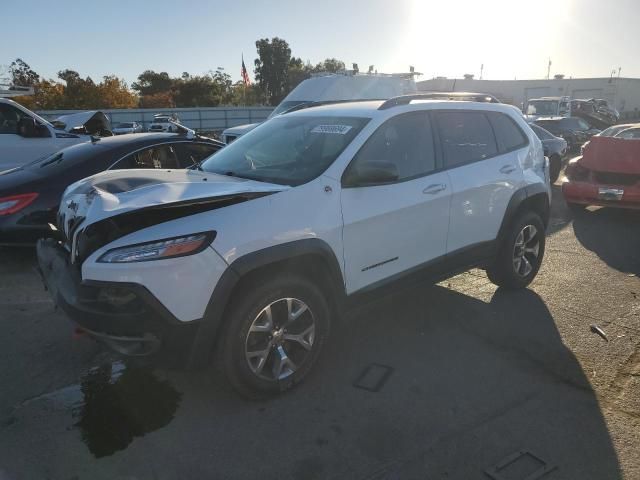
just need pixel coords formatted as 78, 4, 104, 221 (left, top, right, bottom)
340, 111, 451, 293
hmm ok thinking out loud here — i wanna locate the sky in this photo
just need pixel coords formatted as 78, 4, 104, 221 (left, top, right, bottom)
2, 0, 640, 86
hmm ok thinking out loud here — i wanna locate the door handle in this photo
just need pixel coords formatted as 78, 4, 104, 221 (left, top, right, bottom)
423, 183, 447, 194
499, 164, 516, 174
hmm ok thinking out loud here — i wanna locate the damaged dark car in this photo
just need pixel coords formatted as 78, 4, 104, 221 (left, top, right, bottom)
0, 132, 224, 245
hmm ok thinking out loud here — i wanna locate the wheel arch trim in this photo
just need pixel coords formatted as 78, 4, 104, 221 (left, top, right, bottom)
187, 238, 344, 368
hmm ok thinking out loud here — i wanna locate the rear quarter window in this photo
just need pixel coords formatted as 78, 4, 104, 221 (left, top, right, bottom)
436, 111, 498, 168
487, 112, 528, 153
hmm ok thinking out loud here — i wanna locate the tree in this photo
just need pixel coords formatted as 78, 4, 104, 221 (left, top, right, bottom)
287, 57, 312, 93
97, 76, 138, 109
131, 70, 174, 96
9, 58, 40, 86
313, 58, 345, 73
228, 82, 261, 106
254, 37, 293, 105
139, 92, 174, 108
57, 69, 100, 109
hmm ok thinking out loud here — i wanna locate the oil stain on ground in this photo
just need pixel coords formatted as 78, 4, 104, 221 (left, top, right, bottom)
75, 363, 181, 457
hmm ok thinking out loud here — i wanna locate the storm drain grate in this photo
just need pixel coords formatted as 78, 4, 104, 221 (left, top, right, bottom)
485, 450, 557, 480
353, 364, 394, 392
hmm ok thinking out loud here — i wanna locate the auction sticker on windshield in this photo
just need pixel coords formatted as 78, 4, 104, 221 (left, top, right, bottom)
311, 125, 353, 134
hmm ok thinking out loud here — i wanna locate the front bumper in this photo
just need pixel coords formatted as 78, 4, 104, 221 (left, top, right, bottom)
36, 238, 199, 358
562, 179, 640, 210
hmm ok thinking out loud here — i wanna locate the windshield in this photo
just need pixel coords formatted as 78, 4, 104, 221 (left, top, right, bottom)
153, 117, 171, 123
599, 124, 635, 137
269, 100, 312, 117
200, 115, 369, 185
526, 100, 558, 116
116, 123, 134, 128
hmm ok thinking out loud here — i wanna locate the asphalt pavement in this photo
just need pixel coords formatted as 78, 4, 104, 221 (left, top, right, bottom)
0, 182, 639, 480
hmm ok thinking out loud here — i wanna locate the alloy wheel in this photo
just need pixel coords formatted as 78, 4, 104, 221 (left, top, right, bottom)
512, 224, 540, 277
245, 298, 316, 381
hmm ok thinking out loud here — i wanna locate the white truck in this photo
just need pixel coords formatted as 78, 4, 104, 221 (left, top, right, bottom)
0, 98, 111, 171
524, 96, 571, 122
221, 71, 418, 143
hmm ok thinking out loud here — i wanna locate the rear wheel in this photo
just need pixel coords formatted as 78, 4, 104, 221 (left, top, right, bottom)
220, 274, 330, 399
487, 212, 545, 289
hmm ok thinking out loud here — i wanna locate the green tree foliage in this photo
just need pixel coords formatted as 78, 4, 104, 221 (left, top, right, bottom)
313, 58, 345, 73
131, 70, 174, 96
9, 58, 40, 86
254, 37, 294, 105
7, 47, 345, 110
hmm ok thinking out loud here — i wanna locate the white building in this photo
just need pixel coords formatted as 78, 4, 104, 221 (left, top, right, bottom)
417, 77, 640, 118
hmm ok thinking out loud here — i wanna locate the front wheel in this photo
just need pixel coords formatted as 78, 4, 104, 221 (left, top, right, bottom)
220, 274, 330, 399
487, 212, 546, 289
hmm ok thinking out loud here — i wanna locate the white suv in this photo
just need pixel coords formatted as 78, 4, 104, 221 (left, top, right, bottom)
37, 96, 550, 398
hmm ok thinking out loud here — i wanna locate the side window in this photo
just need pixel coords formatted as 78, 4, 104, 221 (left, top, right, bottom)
177, 142, 220, 167
436, 111, 498, 168
114, 144, 180, 169
487, 112, 528, 152
0, 103, 27, 134
347, 111, 436, 182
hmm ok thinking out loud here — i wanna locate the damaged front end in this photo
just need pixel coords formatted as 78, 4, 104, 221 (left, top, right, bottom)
56, 169, 285, 265
38, 169, 286, 359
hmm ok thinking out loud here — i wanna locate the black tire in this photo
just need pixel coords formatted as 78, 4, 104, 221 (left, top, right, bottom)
220, 274, 330, 399
487, 211, 546, 290
567, 202, 585, 215
549, 155, 562, 184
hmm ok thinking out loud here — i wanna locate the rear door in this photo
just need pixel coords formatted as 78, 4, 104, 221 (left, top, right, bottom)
340, 111, 451, 293
436, 110, 526, 253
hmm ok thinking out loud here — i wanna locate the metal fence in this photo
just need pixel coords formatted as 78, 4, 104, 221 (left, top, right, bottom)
36, 106, 275, 134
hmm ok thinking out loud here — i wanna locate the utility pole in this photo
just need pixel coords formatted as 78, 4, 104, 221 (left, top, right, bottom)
547, 58, 552, 79
480, 64, 484, 80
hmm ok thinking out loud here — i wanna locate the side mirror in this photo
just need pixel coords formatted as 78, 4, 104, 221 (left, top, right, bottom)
17, 117, 38, 137
343, 161, 399, 187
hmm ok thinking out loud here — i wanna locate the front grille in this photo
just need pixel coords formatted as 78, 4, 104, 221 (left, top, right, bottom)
594, 171, 640, 186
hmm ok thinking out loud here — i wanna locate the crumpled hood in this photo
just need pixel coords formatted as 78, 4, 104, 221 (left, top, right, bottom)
581, 136, 640, 174
51, 111, 111, 135
59, 169, 287, 257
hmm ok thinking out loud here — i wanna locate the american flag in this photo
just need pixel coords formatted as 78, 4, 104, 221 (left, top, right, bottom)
241, 56, 251, 86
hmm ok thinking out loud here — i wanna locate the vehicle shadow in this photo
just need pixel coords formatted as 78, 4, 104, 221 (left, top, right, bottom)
1, 279, 622, 480
154, 282, 623, 479
571, 206, 640, 276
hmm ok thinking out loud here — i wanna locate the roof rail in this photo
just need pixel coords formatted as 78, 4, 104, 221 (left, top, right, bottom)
280, 98, 386, 115
378, 92, 500, 110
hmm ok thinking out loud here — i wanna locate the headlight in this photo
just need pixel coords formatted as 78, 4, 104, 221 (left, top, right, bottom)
97, 232, 215, 263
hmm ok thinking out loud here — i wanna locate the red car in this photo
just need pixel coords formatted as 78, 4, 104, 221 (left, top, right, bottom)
563, 136, 640, 210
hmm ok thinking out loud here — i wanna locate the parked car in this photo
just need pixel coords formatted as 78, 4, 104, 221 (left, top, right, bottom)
112, 122, 143, 135
221, 71, 418, 143
579, 123, 640, 154
0, 99, 112, 171
615, 127, 640, 139
148, 114, 180, 132
529, 124, 567, 183
563, 135, 640, 210
37, 98, 550, 398
0, 132, 223, 245
596, 123, 640, 138
534, 117, 600, 152
570, 99, 617, 130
